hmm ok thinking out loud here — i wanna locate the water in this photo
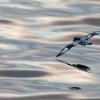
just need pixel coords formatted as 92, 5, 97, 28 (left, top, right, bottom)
0, 0, 100, 99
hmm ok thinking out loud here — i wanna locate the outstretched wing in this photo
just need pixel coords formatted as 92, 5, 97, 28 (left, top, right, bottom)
81, 31, 100, 41
56, 41, 79, 57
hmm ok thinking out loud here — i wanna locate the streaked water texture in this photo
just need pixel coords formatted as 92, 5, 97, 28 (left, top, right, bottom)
0, 0, 100, 99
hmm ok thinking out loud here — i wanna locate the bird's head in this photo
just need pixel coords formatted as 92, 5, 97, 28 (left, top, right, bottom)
73, 37, 80, 41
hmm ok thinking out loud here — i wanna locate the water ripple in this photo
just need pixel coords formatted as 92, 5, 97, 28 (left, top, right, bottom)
0, 70, 49, 78
0, 0, 100, 99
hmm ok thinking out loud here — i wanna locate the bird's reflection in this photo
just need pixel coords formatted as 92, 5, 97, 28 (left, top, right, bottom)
68, 87, 81, 90
57, 59, 91, 72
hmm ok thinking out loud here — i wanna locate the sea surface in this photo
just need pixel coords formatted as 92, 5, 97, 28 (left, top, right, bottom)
0, 0, 100, 99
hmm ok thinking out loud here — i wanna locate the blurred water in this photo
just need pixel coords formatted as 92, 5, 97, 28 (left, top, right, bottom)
0, 0, 100, 99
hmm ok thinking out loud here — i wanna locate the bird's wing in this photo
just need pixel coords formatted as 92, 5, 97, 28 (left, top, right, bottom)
56, 41, 79, 57
82, 32, 100, 41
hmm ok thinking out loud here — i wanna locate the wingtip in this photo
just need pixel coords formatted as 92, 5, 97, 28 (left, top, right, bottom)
56, 53, 62, 57
56, 54, 58, 57
56, 54, 60, 57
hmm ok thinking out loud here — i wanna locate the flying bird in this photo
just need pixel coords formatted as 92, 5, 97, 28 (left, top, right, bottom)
56, 31, 100, 57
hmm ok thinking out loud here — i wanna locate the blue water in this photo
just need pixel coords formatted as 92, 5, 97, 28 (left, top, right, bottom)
0, 0, 100, 99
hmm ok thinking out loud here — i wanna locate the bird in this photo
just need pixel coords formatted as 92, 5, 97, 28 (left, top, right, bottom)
56, 31, 100, 57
